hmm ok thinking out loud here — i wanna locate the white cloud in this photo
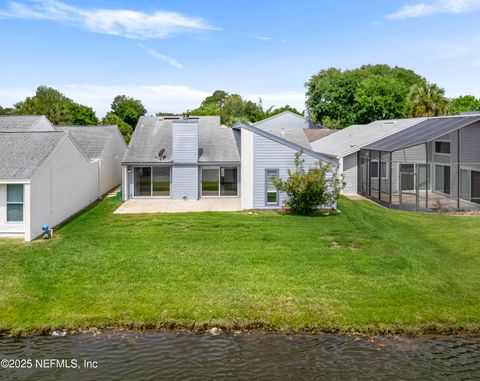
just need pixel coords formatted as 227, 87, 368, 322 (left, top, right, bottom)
387, 0, 480, 19
249, 34, 272, 41
0, 0, 217, 39
137, 43, 183, 68
0, 85, 306, 117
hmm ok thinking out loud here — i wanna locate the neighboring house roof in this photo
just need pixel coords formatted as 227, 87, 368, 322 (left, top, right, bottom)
363, 115, 480, 152
234, 122, 337, 163
0, 132, 66, 179
0, 115, 54, 132
253, 111, 324, 129
55, 125, 120, 160
310, 118, 427, 158
122, 116, 240, 164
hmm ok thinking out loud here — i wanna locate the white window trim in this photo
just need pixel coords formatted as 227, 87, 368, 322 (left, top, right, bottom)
370, 160, 389, 179
265, 169, 280, 206
6, 184, 24, 223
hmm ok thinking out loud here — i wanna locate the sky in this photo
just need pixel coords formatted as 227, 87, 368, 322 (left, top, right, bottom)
1, 0, 480, 116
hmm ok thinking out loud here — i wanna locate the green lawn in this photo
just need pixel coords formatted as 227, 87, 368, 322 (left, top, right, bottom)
1, 197, 479, 335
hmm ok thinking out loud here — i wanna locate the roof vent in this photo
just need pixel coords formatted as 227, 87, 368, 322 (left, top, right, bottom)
157, 148, 166, 160
383, 121, 396, 125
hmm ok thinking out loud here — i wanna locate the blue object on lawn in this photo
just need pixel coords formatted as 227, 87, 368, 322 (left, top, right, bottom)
41, 225, 49, 231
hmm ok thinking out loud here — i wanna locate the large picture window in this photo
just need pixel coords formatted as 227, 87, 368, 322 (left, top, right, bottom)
265, 169, 279, 205
6, 184, 24, 222
134, 167, 170, 197
201, 167, 238, 197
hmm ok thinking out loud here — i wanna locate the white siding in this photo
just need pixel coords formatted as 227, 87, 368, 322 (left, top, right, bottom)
241, 129, 254, 209
252, 133, 332, 209
98, 132, 125, 195
172, 122, 198, 163
342, 153, 357, 194
28, 137, 98, 241
171, 165, 198, 200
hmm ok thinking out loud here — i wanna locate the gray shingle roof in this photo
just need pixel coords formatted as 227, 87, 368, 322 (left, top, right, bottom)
122, 116, 240, 164
55, 125, 117, 159
262, 128, 312, 149
363, 115, 480, 152
0, 116, 54, 132
0, 132, 66, 179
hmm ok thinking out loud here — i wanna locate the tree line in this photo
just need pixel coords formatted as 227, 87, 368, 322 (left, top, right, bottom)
1, 65, 479, 141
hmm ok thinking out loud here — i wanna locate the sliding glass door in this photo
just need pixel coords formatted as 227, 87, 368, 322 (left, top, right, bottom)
201, 167, 238, 197
134, 166, 171, 197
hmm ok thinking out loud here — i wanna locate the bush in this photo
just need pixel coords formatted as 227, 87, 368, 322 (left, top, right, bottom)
274, 151, 344, 214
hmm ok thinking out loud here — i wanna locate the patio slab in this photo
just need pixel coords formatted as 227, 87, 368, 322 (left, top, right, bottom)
114, 198, 242, 214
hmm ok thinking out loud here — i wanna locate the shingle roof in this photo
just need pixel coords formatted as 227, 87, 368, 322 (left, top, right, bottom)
253, 111, 324, 129
303, 128, 335, 142
363, 115, 480, 152
122, 116, 240, 164
55, 125, 117, 159
262, 128, 312, 149
0, 132, 66, 179
0, 116, 54, 132
310, 118, 426, 158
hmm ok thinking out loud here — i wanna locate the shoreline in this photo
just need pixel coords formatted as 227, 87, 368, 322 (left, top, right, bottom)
2, 322, 480, 338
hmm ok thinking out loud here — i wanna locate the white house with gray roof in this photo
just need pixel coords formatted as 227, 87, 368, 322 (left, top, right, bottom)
121, 115, 338, 209
0, 116, 126, 241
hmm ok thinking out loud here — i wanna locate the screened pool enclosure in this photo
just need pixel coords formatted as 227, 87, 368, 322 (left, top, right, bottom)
357, 116, 480, 212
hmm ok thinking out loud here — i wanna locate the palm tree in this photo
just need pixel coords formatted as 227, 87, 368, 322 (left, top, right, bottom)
405, 82, 449, 117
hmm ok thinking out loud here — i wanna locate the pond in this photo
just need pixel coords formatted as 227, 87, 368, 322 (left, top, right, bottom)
1, 330, 479, 380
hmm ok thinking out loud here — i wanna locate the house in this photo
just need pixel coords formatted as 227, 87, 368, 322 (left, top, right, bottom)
120, 115, 338, 210
55, 126, 127, 195
0, 116, 126, 241
311, 115, 480, 211
310, 118, 426, 194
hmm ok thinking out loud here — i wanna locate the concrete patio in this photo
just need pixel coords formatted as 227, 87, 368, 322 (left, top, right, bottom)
114, 198, 242, 214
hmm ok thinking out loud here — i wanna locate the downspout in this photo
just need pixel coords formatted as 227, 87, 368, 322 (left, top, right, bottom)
457, 130, 460, 209
425, 142, 428, 209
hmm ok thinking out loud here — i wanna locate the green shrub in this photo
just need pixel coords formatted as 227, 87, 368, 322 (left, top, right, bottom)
275, 151, 344, 214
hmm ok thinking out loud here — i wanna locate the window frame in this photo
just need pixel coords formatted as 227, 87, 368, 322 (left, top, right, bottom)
6, 184, 24, 223
200, 166, 239, 198
265, 169, 280, 206
434, 164, 451, 195
133, 166, 171, 198
370, 160, 388, 179
434, 140, 451, 156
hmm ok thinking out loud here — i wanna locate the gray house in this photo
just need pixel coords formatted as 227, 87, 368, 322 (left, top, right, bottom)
121, 115, 338, 210
311, 115, 480, 211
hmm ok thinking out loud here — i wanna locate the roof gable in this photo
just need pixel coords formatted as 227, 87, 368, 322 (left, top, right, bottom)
254, 111, 322, 130
0, 116, 54, 132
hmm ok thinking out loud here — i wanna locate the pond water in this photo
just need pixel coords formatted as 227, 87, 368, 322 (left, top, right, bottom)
0, 330, 479, 380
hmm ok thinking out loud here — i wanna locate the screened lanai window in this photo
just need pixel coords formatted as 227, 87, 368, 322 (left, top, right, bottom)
435, 165, 451, 195
6, 184, 24, 222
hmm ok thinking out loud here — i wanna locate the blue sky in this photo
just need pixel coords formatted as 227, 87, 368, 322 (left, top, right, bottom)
1, 0, 479, 116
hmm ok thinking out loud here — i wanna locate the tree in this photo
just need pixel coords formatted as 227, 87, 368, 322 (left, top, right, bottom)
405, 82, 449, 117
111, 95, 147, 129
265, 105, 302, 118
102, 112, 133, 143
448, 95, 480, 114
305, 65, 426, 128
13, 85, 98, 125
274, 151, 344, 214
0, 105, 14, 115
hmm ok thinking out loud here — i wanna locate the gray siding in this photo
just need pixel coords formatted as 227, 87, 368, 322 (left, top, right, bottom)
172, 165, 198, 200
342, 153, 357, 194
392, 144, 426, 163
252, 134, 321, 209
460, 123, 480, 169
172, 122, 198, 163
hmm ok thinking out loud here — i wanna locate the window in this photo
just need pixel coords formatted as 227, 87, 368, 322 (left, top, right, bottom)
370, 160, 388, 178
152, 167, 170, 196
265, 169, 279, 205
435, 141, 450, 155
435, 165, 451, 195
6, 184, 24, 222
201, 168, 220, 196
220, 167, 238, 196
201, 167, 238, 197
134, 167, 170, 197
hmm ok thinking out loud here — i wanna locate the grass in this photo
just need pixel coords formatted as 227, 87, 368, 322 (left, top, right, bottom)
0, 196, 479, 335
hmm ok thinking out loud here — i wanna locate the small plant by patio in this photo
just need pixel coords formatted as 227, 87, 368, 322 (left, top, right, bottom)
275, 151, 344, 214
